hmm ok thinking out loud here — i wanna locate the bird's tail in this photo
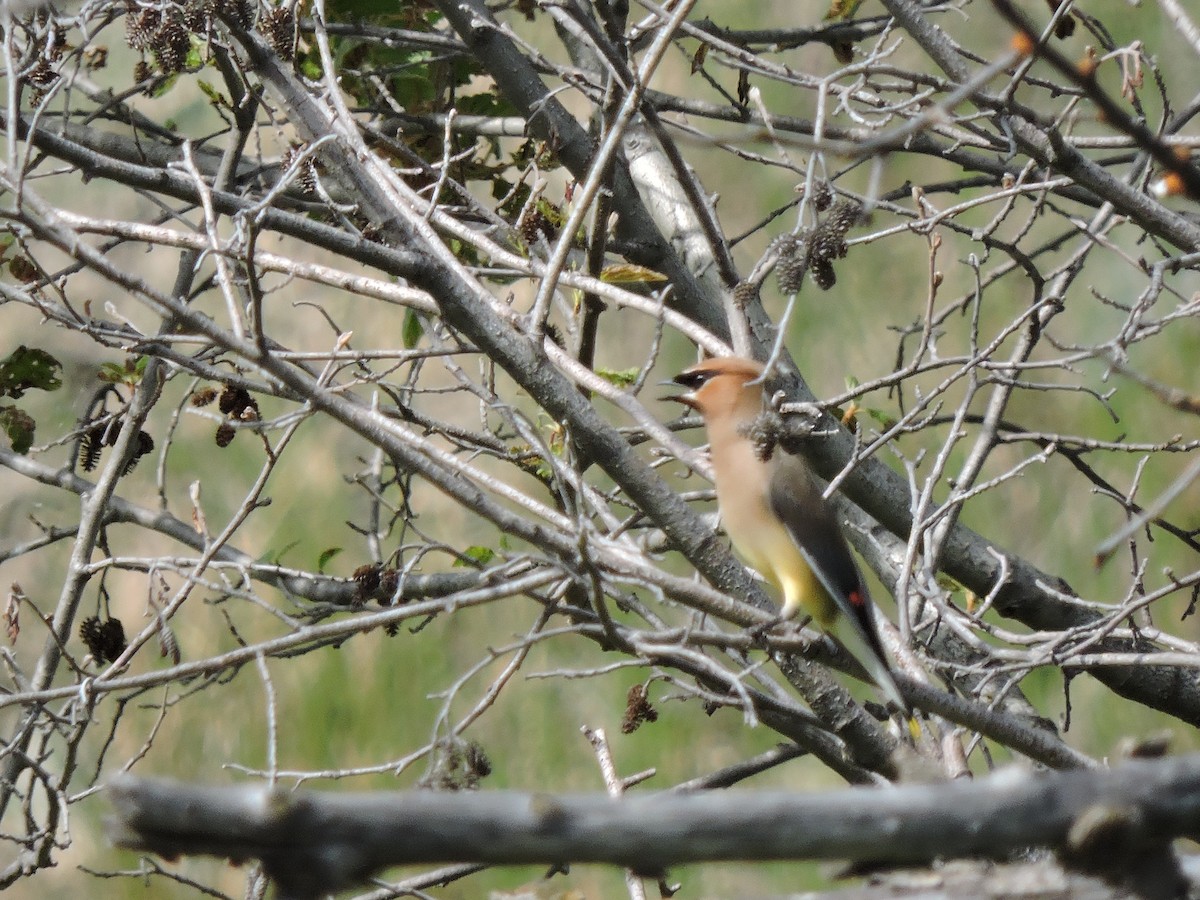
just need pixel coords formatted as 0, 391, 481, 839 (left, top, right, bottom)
834, 609, 909, 714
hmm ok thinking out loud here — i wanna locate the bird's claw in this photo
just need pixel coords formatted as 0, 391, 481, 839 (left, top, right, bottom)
747, 616, 783, 648
747, 613, 810, 649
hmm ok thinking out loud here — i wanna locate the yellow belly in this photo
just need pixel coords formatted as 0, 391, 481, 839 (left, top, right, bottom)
724, 500, 837, 624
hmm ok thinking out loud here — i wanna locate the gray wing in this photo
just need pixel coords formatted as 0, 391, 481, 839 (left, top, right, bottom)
767, 454, 867, 618
768, 454, 906, 709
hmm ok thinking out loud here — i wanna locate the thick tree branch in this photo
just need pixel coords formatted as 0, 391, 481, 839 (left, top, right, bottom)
110, 753, 1200, 898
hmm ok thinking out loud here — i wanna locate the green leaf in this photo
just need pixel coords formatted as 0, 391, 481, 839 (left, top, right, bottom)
197, 80, 228, 107
457, 91, 518, 118
599, 263, 668, 285
402, 309, 423, 349
825, 0, 864, 20
536, 198, 565, 229
259, 540, 300, 566
317, 547, 343, 574
97, 356, 148, 386
184, 41, 203, 70
325, 0, 401, 22
296, 48, 322, 81
491, 177, 513, 202
454, 545, 496, 567
98, 363, 126, 384
151, 74, 179, 100
0, 404, 35, 454
596, 367, 640, 388
866, 407, 898, 429
390, 71, 436, 110
0, 346, 63, 399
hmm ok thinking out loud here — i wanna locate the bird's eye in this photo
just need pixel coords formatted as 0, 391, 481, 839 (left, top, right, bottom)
672, 370, 710, 389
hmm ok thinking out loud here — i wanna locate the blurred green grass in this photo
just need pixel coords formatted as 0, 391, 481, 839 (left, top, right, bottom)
5, 1, 1200, 896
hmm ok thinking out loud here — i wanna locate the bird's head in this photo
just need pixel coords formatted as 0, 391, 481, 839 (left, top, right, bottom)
668, 356, 766, 421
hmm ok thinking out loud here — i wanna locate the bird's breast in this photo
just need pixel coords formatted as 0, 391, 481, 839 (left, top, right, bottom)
710, 439, 836, 622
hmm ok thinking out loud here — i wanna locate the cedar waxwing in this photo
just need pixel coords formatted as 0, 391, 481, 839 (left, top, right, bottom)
671, 356, 906, 711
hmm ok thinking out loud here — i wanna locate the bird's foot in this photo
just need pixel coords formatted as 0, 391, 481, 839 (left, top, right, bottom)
747, 613, 811, 649
746, 616, 780, 648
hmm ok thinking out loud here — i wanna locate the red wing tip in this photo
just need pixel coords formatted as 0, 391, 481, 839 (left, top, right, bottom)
847, 589, 867, 608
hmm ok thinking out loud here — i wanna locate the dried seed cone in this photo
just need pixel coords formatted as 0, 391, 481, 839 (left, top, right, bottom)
811, 257, 837, 290
825, 199, 862, 238
773, 233, 808, 295
260, 7, 296, 60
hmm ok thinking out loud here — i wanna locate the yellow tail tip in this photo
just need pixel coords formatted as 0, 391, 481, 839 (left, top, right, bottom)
906, 715, 921, 742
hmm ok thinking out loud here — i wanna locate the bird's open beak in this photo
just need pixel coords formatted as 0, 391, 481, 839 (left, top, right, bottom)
660, 377, 699, 410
